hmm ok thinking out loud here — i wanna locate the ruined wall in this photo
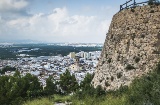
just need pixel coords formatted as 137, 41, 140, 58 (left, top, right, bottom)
92, 5, 160, 90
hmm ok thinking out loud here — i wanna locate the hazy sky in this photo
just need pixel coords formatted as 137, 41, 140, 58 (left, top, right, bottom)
0, 0, 145, 43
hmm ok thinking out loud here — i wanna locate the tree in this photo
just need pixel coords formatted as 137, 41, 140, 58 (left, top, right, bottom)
0, 76, 11, 105
76, 73, 106, 99
148, 0, 160, 5
0, 66, 16, 75
24, 73, 43, 98
80, 73, 94, 88
79, 73, 95, 96
59, 70, 79, 95
148, 0, 154, 5
94, 85, 106, 97
0, 71, 44, 105
44, 76, 56, 95
127, 64, 160, 105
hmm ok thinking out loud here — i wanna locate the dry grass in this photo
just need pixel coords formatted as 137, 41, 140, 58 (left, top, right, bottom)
23, 94, 127, 105
23, 98, 53, 105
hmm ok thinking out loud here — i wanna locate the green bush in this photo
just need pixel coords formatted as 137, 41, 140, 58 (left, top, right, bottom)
108, 58, 112, 63
148, 0, 154, 5
126, 64, 135, 70
127, 62, 160, 105
106, 54, 108, 58
117, 72, 122, 78
0, 71, 43, 105
0, 66, 16, 74
94, 85, 106, 97
131, 8, 135, 12
111, 76, 114, 81
135, 57, 140, 63
102, 61, 105, 64
4, 61, 160, 105
141, 34, 145, 38
150, 10, 155, 13
105, 81, 110, 87
44, 76, 57, 95
76, 73, 96, 99
23, 61, 160, 105
59, 70, 79, 95
148, 0, 160, 5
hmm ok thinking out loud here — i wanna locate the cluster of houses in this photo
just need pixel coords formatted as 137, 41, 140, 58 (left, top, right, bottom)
0, 43, 13, 48
0, 51, 101, 87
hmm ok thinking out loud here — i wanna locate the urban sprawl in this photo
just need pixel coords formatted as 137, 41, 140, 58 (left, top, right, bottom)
0, 50, 101, 88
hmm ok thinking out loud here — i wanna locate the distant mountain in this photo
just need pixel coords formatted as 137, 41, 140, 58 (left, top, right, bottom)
0, 39, 44, 44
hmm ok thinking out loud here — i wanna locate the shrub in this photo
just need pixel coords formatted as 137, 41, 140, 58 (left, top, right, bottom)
108, 58, 112, 63
131, 33, 136, 40
44, 76, 57, 95
99, 79, 102, 83
150, 10, 155, 13
155, 1, 160, 5
131, 8, 135, 12
135, 13, 138, 16
0, 71, 43, 105
0, 66, 16, 74
141, 34, 145, 38
105, 81, 110, 87
94, 85, 106, 97
106, 77, 109, 80
117, 55, 120, 61
127, 71, 160, 105
59, 70, 79, 95
148, 0, 154, 5
155, 61, 160, 74
135, 57, 140, 63
102, 61, 105, 64
117, 72, 122, 79
126, 64, 135, 70
111, 76, 114, 81
105, 54, 108, 58
118, 85, 129, 95
148, 0, 160, 5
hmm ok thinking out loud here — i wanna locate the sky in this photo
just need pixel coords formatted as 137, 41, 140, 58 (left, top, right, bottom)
0, 0, 145, 43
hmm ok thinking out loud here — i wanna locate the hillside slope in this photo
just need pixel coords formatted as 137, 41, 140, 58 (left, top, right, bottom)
92, 5, 160, 90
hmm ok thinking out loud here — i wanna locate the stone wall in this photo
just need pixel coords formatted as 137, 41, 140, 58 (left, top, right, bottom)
92, 5, 160, 90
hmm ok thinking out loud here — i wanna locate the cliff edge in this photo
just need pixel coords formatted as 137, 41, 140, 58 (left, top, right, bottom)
92, 5, 160, 90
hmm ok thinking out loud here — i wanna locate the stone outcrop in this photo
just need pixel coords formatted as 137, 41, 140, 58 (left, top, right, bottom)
92, 5, 160, 90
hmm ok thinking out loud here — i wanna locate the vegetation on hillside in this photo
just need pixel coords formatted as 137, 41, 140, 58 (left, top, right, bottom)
0, 70, 43, 105
148, 0, 160, 5
0, 66, 16, 74
1, 62, 160, 105
0, 44, 102, 59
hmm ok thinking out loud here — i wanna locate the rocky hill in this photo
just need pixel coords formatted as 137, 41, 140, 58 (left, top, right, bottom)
92, 5, 160, 90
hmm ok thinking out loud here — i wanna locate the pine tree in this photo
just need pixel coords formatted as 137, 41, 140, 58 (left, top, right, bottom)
79, 73, 95, 96
59, 70, 79, 95
44, 76, 56, 95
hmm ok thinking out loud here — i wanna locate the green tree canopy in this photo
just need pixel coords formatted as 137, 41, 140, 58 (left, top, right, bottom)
59, 70, 79, 95
0, 71, 43, 105
44, 76, 57, 95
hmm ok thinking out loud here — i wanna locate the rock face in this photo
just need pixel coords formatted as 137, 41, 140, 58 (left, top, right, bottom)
92, 5, 160, 90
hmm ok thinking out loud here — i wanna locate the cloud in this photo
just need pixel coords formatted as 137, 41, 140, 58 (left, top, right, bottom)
0, 0, 28, 11
0, 0, 29, 19
0, 6, 110, 43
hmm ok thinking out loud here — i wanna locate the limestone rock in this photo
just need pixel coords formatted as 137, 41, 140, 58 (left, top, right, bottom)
92, 5, 160, 90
